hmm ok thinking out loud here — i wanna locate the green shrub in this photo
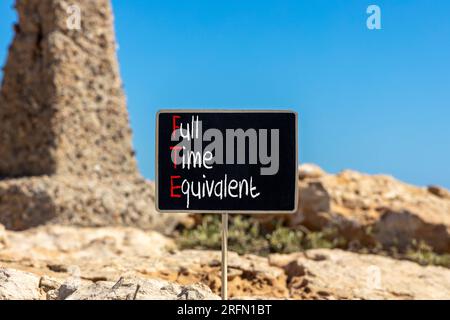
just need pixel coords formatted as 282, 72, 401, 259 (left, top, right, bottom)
177, 214, 450, 268
178, 215, 346, 256
403, 240, 450, 268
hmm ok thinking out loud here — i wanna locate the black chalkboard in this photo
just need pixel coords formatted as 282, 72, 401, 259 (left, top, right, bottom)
156, 110, 298, 213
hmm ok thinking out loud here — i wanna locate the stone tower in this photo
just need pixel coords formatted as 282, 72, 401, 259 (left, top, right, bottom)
0, 0, 137, 177
0, 0, 177, 231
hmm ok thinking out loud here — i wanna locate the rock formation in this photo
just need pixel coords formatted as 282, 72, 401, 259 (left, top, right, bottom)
270, 248, 450, 299
291, 164, 450, 253
0, 268, 219, 300
0, 0, 182, 231
0, 224, 449, 299
0, 0, 137, 177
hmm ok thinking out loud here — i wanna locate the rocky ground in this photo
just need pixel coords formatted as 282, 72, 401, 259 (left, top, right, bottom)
1, 224, 449, 300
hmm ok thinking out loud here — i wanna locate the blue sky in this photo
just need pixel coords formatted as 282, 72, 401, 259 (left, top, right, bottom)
1, 1, 449, 188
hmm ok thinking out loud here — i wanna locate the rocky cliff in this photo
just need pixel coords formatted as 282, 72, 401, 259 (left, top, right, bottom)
0, 224, 449, 299
292, 164, 450, 253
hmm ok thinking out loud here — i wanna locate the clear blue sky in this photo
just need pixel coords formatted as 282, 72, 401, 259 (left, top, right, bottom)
1, 1, 449, 188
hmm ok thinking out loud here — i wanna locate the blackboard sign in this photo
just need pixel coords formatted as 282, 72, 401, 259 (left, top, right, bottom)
156, 110, 298, 213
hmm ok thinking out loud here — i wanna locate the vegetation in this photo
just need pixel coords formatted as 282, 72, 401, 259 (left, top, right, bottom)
177, 214, 450, 268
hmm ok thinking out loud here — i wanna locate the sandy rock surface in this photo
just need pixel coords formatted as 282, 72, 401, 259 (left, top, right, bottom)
270, 249, 450, 299
0, 268, 42, 300
0, 267, 218, 300
1, 225, 448, 300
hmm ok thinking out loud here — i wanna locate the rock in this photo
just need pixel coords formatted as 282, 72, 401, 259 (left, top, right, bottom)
0, 0, 187, 232
292, 167, 450, 253
39, 276, 62, 293
0, 268, 219, 300
0, 224, 7, 250
269, 248, 450, 300
0, 224, 288, 298
298, 163, 326, 179
0, 268, 42, 300
46, 290, 60, 300
57, 280, 81, 300
144, 250, 289, 299
428, 185, 450, 200
1, 224, 175, 262
0, 226, 449, 299
66, 278, 219, 300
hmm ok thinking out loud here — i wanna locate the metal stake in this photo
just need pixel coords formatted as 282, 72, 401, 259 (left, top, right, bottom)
221, 212, 228, 300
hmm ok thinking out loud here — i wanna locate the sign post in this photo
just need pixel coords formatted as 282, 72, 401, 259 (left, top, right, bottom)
156, 110, 298, 300
221, 213, 228, 300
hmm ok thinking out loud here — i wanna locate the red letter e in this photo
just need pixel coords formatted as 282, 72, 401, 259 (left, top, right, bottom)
170, 175, 182, 198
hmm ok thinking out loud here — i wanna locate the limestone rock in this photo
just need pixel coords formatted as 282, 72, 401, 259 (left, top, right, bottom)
292, 167, 450, 253
0, 0, 186, 231
39, 276, 62, 293
1, 224, 175, 262
428, 185, 450, 200
0, 176, 187, 233
144, 250, 289, 298
269, 248, 450, 300
0, 225, 449, 299
0, 268, 42, 300
0, 267, 219, 300
57, 280, 80, 300
65, 278, 219, 300
0, 225, 287, 298
298, 163, 325, 179
0, 224, 7, 250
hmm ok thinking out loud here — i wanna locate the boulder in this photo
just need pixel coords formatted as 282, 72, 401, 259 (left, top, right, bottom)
0, 224, 175, 262
65, 278, 219, 300
293, 167, 450, 253
0, 268, 42, 300
298, 163, 326, 179
428, 185, 450, 200
144, 250, 289, 299
0, 224, 7, 250
0, 177, 187, 233
270, 248, 450, 300
0, 267, 219, 300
